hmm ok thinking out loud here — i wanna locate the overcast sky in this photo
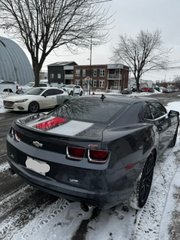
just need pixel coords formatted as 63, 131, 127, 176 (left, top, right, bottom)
1, 0, 180, 82
44, 0, 180, 82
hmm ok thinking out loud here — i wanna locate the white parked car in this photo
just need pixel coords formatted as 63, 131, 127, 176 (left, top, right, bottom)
19, 80, 51, 93
0, 80, 18, 93
19, 81, 34, 92
62, 84, 83, 96
3, 87, 69, 113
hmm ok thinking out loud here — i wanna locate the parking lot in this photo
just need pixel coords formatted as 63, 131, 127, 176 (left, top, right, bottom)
0, 92, 180, 240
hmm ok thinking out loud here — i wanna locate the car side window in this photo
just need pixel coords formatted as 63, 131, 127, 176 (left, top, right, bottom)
149, 102, 167, 119
144, 105, 153, 119
54, 89, 64, 95
39, 83, 48, 87
43, 89, 64, 96
43, 89, 54, 96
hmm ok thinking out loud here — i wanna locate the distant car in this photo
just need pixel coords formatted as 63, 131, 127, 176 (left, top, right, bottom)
141, 87, 154, 92
19, 80, 51, 93
6, 95, 179, 210
3, 87, 69, 113
62, 84, 83, 96
19, 81, 35, 92
0, 80, 18, 93
148, 88, 154, 92
121, 88, 132, 94
162, 88, 173, 93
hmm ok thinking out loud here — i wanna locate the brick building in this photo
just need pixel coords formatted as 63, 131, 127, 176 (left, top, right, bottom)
48, 62, 129, 91
74, 64, 129, 92
47, 61, 77, 85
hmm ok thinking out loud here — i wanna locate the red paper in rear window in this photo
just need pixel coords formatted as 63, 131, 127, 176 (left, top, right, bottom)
35, 117, 67, 130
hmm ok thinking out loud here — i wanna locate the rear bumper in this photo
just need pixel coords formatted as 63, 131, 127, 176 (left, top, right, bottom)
8, 156, 115, 209
6, 136, 137, 209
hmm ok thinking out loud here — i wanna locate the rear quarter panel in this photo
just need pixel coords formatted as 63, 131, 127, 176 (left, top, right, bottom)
102, 124, 156, 194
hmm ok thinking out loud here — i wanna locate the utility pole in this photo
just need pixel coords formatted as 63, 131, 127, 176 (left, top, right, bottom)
89, 35, 92, 95
88, 0, 112, 94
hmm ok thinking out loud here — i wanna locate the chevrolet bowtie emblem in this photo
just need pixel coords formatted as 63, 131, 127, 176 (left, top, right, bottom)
32, 141, 43, 148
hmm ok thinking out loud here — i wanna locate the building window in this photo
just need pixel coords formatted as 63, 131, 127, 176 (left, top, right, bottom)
50, 73, 54, 79
100, 68, 105, 77
93, 69, 97, 77
75, 79, 80, 85
82, 69, 86, 77
75, 69, 81, 77
114, 81, 118, 88
57, 73, 61, 79
99, 80, 105, 88
93, 80, 97, 87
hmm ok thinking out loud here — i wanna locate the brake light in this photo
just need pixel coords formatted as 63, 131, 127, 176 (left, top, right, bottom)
88, 149, 109, 163
66, 146, 85, 160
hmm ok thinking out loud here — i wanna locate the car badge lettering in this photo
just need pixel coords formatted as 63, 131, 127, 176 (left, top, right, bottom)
32, 141, 43, 148
69, 178, 79, 183
88, 144, 99, 149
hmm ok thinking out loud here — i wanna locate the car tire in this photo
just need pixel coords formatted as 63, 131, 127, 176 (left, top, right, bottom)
168, 127, 178, 147
79, 91, 83, 96
69, 91, 73, 96
129, 151, 156, 210
28, 101, 39, 113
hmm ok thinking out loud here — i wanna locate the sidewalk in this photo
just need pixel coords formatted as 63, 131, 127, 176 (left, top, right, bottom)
169, 165, 180, 239
159, 150, 180, 240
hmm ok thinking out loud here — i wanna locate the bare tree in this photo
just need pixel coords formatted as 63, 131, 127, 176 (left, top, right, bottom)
112, 30, 170, 91
0, 0, 109, 86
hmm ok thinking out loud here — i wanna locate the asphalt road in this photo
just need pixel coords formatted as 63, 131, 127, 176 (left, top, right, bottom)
0, 91, 180, 239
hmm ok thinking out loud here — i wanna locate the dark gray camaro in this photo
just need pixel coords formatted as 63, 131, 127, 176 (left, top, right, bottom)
6, 95, 179, 210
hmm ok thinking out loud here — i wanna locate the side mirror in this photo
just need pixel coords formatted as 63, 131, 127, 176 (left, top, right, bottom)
168, 110, 179, 117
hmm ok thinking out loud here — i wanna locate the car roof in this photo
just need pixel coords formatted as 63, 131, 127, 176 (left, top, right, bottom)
80, 94, 158, 104
33, 86, 61, 90
64, 84, 75, 87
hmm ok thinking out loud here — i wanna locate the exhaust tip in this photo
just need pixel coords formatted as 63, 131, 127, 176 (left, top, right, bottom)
80, 202, 90, 212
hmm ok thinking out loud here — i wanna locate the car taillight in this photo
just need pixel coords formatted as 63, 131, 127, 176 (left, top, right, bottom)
66, 146, 85, 160
88, 149, 109, 163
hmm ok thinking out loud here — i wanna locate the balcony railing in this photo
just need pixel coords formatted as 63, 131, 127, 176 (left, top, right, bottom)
107, 74, 122, 80
64, 74, 74, 79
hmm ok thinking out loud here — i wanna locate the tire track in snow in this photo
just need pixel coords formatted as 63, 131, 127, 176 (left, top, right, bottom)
0, 188, 59, 240
11, 200, 96, 240
0, 169, 25, 202
0, 185, 33, 218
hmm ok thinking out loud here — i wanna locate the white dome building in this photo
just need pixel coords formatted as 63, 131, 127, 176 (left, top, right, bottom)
0, 36, 34, 85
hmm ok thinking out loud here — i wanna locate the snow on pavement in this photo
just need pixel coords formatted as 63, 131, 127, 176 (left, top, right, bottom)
0, 95, 180, 240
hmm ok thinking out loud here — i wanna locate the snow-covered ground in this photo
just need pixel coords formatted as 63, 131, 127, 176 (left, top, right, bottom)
0, 92, 180, 240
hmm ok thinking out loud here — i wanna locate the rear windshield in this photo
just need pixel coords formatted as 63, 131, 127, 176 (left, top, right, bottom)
51, 97, 129, 123
64, 85, 74, 88
0, 81, 15, 85
24, 88, 45, 95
